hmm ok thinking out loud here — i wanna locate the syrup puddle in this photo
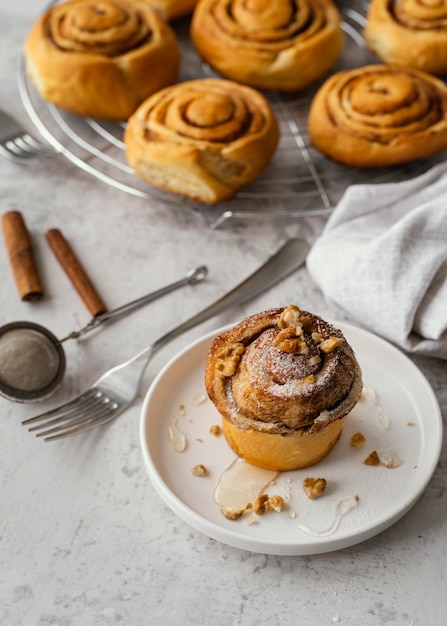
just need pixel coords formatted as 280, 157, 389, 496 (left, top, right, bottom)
167, 415, 186, 452
213, 457, 278, 509
191, 392, 207, 406
362, 384, 390, 430
298, 495, 359, 537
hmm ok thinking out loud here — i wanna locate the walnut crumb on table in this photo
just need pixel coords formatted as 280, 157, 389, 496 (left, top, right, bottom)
209, 424, 221, 436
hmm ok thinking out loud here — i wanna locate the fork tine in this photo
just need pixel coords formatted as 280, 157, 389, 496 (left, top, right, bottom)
1, 141, 36, 160
36, 401, 118, 438
41, 403, 124, 442
0, 136, 55, 160
22, 390, 101, 426
7, 136, 54, 158
21, 134, 56, 156
0, 109, 56, 161
0, 144, 27, 161
13, 136, 41, 155
26, 393, 105, 432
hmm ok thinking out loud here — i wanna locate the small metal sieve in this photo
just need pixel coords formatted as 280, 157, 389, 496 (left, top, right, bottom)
0, 266, 207, 403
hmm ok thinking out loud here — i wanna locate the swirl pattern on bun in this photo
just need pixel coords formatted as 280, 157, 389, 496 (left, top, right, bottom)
191, 0, 344, 92
124, 78, 279, 204
364, 0, 447, 75
205, 306, 363, 470
308, 64, 447, 168
24, 0, 181, 120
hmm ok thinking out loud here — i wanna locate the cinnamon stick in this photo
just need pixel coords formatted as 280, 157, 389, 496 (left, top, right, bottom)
2, 210, 44, 301
45, 228, 107, 317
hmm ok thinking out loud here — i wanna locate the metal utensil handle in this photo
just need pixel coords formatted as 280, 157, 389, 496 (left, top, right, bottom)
87, 239, 309, 408
149, 237, 309, 354
61, 266, 208, 342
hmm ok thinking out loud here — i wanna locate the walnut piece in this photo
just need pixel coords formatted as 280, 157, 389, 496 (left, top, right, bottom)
299, 315, 313, 330
319, 336, 344, 353
216, 342, 245, 376
363, 450, 401, 469
220, 506, 246, 520
308, 354, 321, 366
254, 494, 269, 514
303, 477, 327, 500
311, 332, 323, 344
191, 464, 208, 477
363, 450, 381, 466
276, 327, 308, 354
302, 374, 316, 385
220, 494, 285, 521
278, 304, 301, 329
254, 494, 285, 515
350, 432, 366, 448
268, 495, 285, 512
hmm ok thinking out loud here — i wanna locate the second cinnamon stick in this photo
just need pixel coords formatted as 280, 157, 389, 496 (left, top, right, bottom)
45, 228, 107, 317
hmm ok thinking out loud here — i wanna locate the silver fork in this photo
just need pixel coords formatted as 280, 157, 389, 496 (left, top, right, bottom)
0, 109, 57, 161
22, 237, 310, 441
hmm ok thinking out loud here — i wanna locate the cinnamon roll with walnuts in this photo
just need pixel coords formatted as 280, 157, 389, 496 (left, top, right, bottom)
24, 0, 181, 120
191, 0, 344, 92
364, 0, 447, 76
124, 78, 279, 204
205, 306, 363, 471
308, 64, 447, 168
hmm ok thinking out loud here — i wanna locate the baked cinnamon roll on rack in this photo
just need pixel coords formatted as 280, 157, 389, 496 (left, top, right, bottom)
364, 0, 447, 75
24, 0, 181, 120
308, 64, 447, 168
124, 78, 279, 204
145, 0, 199, 21
205, 305, 363, 471
191, 0, 344, 92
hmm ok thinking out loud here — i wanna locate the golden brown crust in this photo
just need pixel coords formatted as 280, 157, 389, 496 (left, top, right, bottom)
308, 64, 447, 168
144, 0, 198, 20
221, 417, 347, 471
205, 306, 362, 434
191, 0, 344, 92
24, 0, 181, 120
364, 0, 447, 75
124, 78, 279, 203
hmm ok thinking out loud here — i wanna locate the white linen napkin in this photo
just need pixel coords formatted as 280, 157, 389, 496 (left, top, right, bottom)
306, 162, 447, 359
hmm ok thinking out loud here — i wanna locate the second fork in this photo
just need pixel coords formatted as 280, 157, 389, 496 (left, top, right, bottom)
0, 108, 56, 161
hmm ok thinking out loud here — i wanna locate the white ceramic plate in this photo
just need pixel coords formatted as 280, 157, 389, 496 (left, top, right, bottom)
139, 322, 442, 555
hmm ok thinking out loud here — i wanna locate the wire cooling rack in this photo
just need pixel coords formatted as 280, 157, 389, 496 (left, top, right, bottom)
18, 0, 447, 229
